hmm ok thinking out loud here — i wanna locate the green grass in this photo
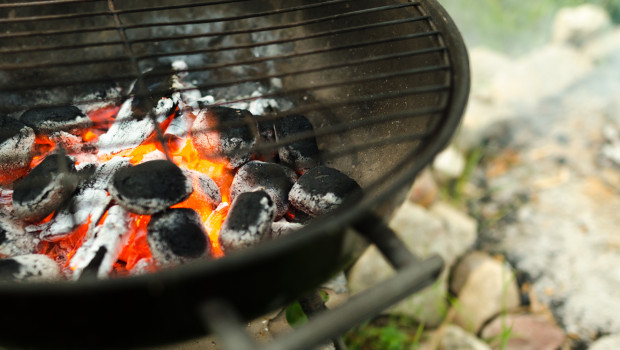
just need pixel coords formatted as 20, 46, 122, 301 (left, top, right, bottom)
439, 0, 620, 54
345, 316, 425, 350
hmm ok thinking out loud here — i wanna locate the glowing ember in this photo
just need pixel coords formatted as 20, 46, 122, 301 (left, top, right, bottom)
29, 97, 234, 276
3, 63, 331, 281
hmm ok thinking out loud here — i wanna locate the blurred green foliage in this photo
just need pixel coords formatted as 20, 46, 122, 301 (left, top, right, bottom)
440, 0, 620, 54
345, 316, 425, 350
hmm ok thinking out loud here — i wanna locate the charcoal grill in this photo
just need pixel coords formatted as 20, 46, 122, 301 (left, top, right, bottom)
0, 0, 469, 348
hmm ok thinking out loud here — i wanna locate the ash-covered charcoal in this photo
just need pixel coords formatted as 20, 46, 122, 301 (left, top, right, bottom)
274, 114, 320, 173
270, 218, 305, 239
129, 257, 155, 275
12, 153, 78, 222
19, 105, 92, 136
147, 208, 211, 265
0, 216, 38, 257
164, 111, 192, 145
48, 131, 97, 163
219, 190, 276, 253
69, 205, 132, 280
190, 106, 257, 169
289, 166, 362, 217
110, 159, 192, 215
97, 97, 171, 156
40, 157, 130, 241
185, 169, 222, 209
230, 161, 296, 219
0, 254, 60, 282
0, 115, 35, 185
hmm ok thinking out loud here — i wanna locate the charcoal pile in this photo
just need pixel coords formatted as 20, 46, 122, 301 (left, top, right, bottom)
0, 60, 362, 282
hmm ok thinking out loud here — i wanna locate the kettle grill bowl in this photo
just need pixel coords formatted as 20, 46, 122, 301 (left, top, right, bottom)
0, 0, 469, 347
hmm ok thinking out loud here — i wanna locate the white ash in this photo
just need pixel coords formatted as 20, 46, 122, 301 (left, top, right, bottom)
226, 91, 280, 116
130, 257, 156, 276
139, 149, 168, 163
270, 218, 305, 239
219, 191, 276, 253
154, 97, 175, 117
171, 60, 189, 78
38, 158, 129, 240
69, 205, 132, 280
0, 254, 60, 282
82, 156, 131, 190
165, 109, 192, 141
40, 190, 111, 241
0, 216, 38, 257
197, 95, 215, 106
0, 117, 35, 186
288, 188, 342, 217
49, 131, 97, 163
73, 87, 122, 115
97, 98, 165, 156
288, 166, 362, 217
184, 169, 222, 209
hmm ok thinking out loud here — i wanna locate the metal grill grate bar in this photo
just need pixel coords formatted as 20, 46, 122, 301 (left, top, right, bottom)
0, 2, 420, 55
1, 31, 442, 95
0, 0, 352, 39
0, 0, 106, 9
1, 16, 432, 67
0, 0, 252, 23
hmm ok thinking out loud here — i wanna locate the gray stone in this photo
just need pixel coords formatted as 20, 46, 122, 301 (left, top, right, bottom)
348, 201, 476, 326
433, 145, 466, 181
408, 168, 439, 208
392, 201, 477, 267
438, 325, 492, 350
480, 313, 565, 350
589, 334, 620, 350
489, 45, 593, 107
468, 47, 513, 97
451, 251, 520, 333
552, 4, 612, 47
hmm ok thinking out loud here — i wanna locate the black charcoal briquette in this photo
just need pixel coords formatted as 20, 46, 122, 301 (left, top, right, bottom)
20, 105, 92, 136
147, 208, 211, 265
190, 106, 257, 169
219, 190, 276, 253
274, 114, 320, 173
12, 153, 78, 222
230, 161, 296, 219
289, 166, 362, 217
109, 159, 193, 215
0, 115, 35, 185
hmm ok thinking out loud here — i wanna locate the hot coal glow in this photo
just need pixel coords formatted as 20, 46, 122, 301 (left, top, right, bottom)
0, 62, 362, 281
31, 104, 235, 277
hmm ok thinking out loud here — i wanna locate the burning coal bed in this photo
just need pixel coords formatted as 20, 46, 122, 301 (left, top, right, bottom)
0, 62, 362, 282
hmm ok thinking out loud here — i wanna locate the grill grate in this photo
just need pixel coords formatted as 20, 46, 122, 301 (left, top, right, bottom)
1, 0, 460, 200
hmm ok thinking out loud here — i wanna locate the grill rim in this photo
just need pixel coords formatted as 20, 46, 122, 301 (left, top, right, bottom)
0, 0, 470, 347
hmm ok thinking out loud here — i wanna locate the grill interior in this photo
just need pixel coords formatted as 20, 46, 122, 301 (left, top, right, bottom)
0, 0, 459, 200
0, 0, 468, 347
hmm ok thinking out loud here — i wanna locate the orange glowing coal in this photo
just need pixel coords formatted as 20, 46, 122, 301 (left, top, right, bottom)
34, 102, 234, 275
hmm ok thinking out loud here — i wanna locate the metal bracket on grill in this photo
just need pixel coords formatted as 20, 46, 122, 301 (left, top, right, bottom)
201, 215, 444, 350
